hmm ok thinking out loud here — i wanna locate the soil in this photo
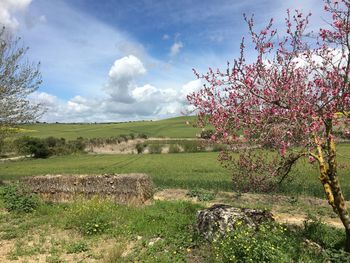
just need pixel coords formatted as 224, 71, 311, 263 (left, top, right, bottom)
154, 188, 344, 228
86, 137, 199, 154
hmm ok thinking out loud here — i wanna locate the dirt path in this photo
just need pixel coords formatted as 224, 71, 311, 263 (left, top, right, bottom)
0, 155, 27, 162
154, 188, 344, 228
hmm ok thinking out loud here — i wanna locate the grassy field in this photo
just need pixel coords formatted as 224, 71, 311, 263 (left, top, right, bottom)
2, 143, 350, 199
0, 195, 340, 262
19, 116, 201, 140
2, 120, 350, 261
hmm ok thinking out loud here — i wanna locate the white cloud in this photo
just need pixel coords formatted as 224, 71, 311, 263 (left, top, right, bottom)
180, 79, 202, 100
105, 55, 146, 103
0, 0, 32, 30
162, 34, 169, 40
170, 41, 183, 57
30, 91, 59, 108
108, 55, 146, 79
31, 57, 202, 122
131, 84, 158, 102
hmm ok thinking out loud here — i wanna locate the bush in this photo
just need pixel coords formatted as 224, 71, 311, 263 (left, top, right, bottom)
168, 144, 181, 153
14, 136, 50, 158
0, 184, 39, 213
67, 137, 86, 153
136, 143, 146, 154
118, 135, 128, 143
15, 136, 87, 158
138, 133, 148, 139
148, 143, 163, 154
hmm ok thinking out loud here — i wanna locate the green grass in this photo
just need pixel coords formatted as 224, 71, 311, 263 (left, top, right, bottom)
0, 197, 204, 262
2, 143, 350, 199
0, 196, 346, 262
0, 152, 230, 191
19, 116, 200, 140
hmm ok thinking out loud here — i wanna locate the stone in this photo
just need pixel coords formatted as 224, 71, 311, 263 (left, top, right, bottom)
23, 173, 154, 205
148, 237, 162, 246
196, 204, 274, 241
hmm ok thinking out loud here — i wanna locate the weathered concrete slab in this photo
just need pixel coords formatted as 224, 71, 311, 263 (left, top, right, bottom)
23, 173, 154, 205
197, 204, 274, 241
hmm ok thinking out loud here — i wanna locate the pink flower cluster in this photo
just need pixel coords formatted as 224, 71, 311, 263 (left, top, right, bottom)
187, 0, 350, 159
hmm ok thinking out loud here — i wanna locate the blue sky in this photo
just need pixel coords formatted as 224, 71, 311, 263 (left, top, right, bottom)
0, 0, 324, 122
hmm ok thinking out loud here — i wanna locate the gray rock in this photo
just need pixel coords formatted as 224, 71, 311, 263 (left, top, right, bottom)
197, 204, 274, 241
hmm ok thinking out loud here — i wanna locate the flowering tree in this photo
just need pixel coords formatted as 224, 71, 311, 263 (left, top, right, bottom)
187, 0, 350, 251
0, 27, 42, 146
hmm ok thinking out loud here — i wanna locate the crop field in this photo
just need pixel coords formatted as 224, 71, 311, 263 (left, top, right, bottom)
19, 116, 200, 140
2, 144, 350, 199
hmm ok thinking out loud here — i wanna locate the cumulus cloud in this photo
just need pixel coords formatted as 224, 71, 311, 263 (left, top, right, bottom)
0, 0, 32, 30
33, 54, 200, 122
105, 55, 146, 103
30, 91, 58, 108
180, 79, 202, 100
170, 41, 183, 57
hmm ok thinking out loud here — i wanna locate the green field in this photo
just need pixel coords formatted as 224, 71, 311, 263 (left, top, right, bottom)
2, 119, 350, 262
2, 144, 350, 199
19, 116, 201, 140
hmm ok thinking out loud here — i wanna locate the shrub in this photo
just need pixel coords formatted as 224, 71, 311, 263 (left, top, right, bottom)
168, 144, 181, 153
136, 143, 146, 154
119, 135, 128, 143
0, 183, 39, 213
138, 133, 148, 139
148, 143, 163, 154
14, 136, 50, 158
67, 137, 86, 153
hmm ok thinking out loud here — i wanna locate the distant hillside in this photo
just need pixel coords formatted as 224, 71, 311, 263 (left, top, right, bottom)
19, 116, 201, 140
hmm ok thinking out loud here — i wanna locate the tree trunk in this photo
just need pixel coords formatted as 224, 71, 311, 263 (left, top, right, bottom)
325, 131, 350, 252
315, 131, 350, 252
344, 223, 350, 253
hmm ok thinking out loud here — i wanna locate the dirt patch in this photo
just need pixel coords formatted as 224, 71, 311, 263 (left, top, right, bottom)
0, 240, 14, 263
0, 228, 126, 263
154, 189, 344, 228
87, 139, 145, 154
274, 212, 343, 228
87, 137, 200, 154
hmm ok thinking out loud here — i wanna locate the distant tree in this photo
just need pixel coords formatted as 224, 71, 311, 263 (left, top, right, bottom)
188, 0, 350, 252
0, 26, 42, 142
